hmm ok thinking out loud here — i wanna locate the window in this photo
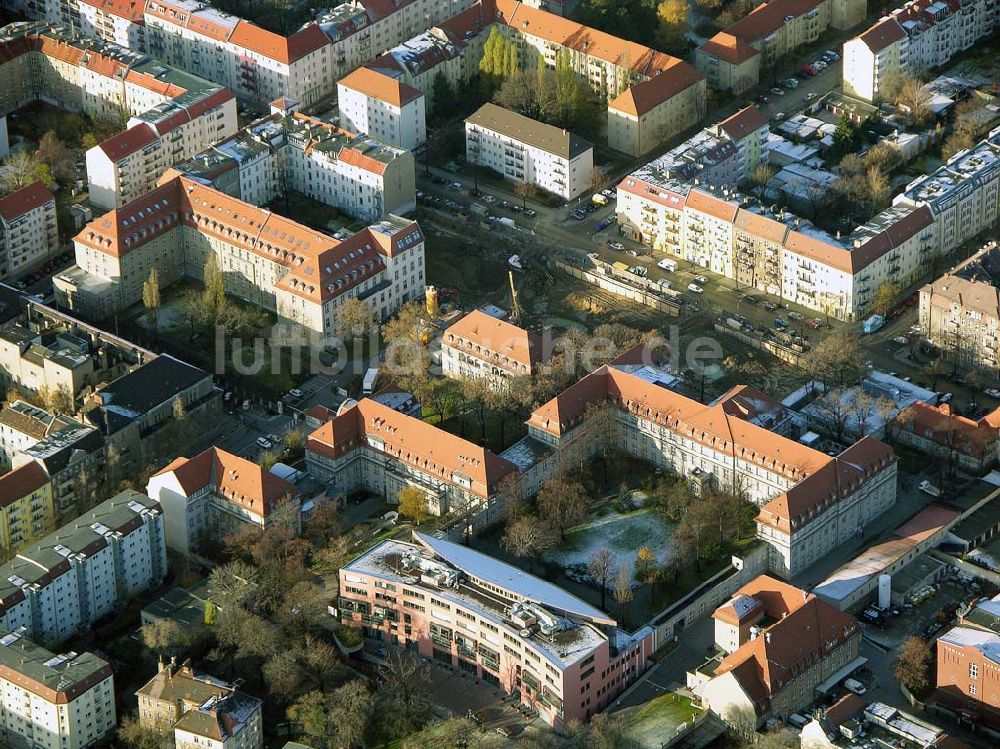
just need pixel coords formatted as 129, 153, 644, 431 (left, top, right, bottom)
969, 683, 977, 695
970, 663, 979, 680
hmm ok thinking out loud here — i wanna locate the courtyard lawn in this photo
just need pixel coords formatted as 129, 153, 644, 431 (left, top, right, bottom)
549, 508, 676, 582
620, 692, 702, 749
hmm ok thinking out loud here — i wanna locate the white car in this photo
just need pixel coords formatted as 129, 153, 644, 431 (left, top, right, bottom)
985, 388, 1000, 399
687, 283, 704, 294
693, 275, 708, 284
805, 92, 818, 101
256, 437, 273, 450
844, 679, 867, 695
288, 388, 304, 398
657, 259, 677, 271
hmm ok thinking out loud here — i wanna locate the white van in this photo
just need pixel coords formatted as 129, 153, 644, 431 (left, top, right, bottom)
363, 367, 380, 395
657, 258, 677, 272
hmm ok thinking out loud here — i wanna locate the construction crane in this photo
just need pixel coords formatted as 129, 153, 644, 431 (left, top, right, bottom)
509, 270, 524, 324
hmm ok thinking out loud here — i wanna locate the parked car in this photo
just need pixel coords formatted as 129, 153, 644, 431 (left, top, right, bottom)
795, 71, 810, 80
919, 480, 942, 497
687, 283, 704, 294
770, 87, 785, 96
984, 388, 1000, 399
288, 388, 304, 398
844, 679, 867, 696
693, 275, 708, 284
940, 392, 953, 404
812, 60, 827, 70
630, 266, 647, 277
601, 189, 615, 199
805, 92, 818, 101
584, 203, 598, 213
755, 93, 770, 104
784, 78, 798, 89
788, 311, 803, 321
761, 300, 778, 312
594, 219, 612, 232
892, 335, 908, 345
741, 294, 758, 305
256, 437, 273, 449
523, 208, 537, 218
824, 50, 840, 61
483, 194, 496, 203
800, 64, 817, 76
773, 317, 788, 329
267, 433, 282, 444
571, 209, 587, 220
608, 241, 626, 251
807, 318, 823, 329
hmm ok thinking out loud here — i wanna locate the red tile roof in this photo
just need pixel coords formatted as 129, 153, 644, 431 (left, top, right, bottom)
307, 398, 518, 499
857, 17, 907, 52
96, 122, 158, 159
80, 0, 146, 23
0, 181, 54, 222
725, 0, 826, 43
608, 63, 705, 116
698, 32, 760, 65
228, 21, 330, 65
153, 446, 296, 519
339, 67, 423, 107
895, 401, 999, 459
443, 309, 545, 369
717, 106, 769, 141
0, 462, 50, 509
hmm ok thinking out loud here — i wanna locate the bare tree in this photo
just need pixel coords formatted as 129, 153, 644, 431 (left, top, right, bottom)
536, 476, 588, 541
501, 515, 556, 570
587, 548, 614, 610
612, 564, 634, 630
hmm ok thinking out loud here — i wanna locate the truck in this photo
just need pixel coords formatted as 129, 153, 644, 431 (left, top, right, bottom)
918, 480, 942, 497
862, 314, 885, 334
591, 193, 609, 207
362, 368, 380, 396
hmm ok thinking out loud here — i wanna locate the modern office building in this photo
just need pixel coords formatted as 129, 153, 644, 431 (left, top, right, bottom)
689, 576, 862, 726
339, 532, 655, 729
0, 182, 59, 280
0, 628, 116, 749
337, 67, 426, 150
465, 104, 593, 201
137, 659, 263, 749
147, 446, 300, 553
697, 0, 867, 93
56, 176, 425, 336
843, 0, 999, 102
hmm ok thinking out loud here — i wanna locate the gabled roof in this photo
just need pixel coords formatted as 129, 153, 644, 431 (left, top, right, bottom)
228, 21, 329, 65
698, 32, 760, 65
857, 17, 907, 52
713, 576, 859, 707
152, 446, 296, 519
0, 181, 54, 222
79, 0, 146, 23
339, 67, 423, 107
96, 122, 158, 160
0, 462, 50, 508
725, 0, 826, 44
608, 63, 705, 117
307, 398, 518, 499
443, 309, 544, 368
717, 106, 769, 141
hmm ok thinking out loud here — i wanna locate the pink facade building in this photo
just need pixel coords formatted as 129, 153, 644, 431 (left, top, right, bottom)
338, 532, 655, 729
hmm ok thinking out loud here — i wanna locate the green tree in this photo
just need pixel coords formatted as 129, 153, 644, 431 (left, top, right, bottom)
142, 266, 161, 330
430, 71, 456, 123
873, 281, 899, 316
656, 0, 689, 51
288, 691, 332, 749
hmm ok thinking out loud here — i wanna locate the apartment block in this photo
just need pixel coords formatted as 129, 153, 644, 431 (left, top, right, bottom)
0, 628, 116, 749
339, 532, 655, 729
697, 0, 867, 93
0, 182, 58, 280
0, 489, 166, 647
522, 355, 897, 577
169, 111, 416, 223
137, 659, 263, 749
441, 309, 549, 386
937, 593, 1000, 729
316, 0, 478, 82
77, 0, 147, 49
143, 0, 332, 105
306, 397, 518, 520
87, 85, 238, 210
57, 176, 425, 336
147, 446, 300, 553
920, 245, 1000, 369
688, 576, 861, 726
843, 0, 998, 102
466, 103, 593, 201
337, 67, 426, 150
0, 461, 56, 559
0, 23, 237, 213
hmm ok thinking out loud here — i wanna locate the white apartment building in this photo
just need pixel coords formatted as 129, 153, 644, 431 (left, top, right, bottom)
523, 361, 898, 577
0, 490, 166, 648
0, 629, 116, 749
57, 176, 426, 335
137, 660, 263, 749
614, 110, 968, 321
441, 309, 548, 387
87, 85, 238, 210
337, 67, 426, 150
147, 446, 300, 553
306, 397, 519, 518
465, 103, 593, 201
77, 0, 146, 49
171, 111, 416, 223
843, 0, 998, 102
0, 181, 58, 280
